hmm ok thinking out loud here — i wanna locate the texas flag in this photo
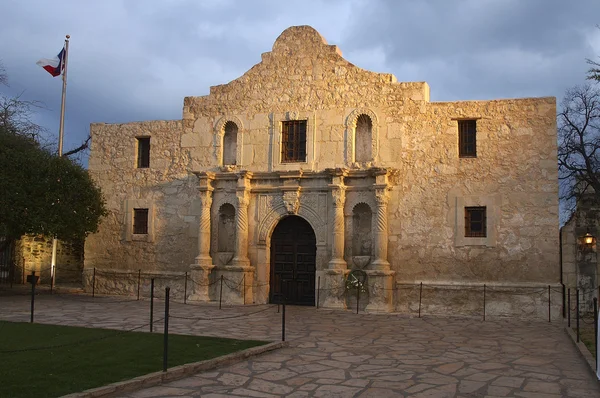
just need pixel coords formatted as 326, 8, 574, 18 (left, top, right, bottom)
36, 46, 65, 77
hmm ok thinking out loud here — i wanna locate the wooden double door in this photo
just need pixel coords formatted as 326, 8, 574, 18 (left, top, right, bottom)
269, 216, 316, 306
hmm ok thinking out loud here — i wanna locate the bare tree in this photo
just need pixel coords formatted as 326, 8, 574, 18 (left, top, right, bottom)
558, 84, 600, 212
587, 26, 600, 82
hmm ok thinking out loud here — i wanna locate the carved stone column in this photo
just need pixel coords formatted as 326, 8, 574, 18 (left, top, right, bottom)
190, 172, 215, 302
328, 169, 347, 270
233, 171, 251, 267
194, 173, 215, 267
371, 170, 390, 270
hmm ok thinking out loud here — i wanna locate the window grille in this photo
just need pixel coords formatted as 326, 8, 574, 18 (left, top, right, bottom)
458, 120, 477, 158
137, 137, 150, 168
133, 208, 149, 234
465, 206, 486, 237
281, 120, 307, 162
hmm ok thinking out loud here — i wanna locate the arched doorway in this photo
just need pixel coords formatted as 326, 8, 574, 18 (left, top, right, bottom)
269, 216, 316, 305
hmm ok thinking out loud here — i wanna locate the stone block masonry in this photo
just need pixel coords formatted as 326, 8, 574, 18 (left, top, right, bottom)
84, 26, 559, 317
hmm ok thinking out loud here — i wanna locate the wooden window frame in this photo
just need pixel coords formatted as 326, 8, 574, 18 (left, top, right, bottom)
281, 120, 307, 163
458, 120, 477, 158
137, 137, 150, 168
133, 208, 149, 235
465, 206, 486, 237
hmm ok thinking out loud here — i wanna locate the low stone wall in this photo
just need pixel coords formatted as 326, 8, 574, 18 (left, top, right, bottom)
395, 282, 563, 321
82, 269, 564, 320
82, 268, 189, 302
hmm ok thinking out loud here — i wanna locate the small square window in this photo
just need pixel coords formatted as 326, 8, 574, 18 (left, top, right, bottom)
137, 137, 150, 168
458, 120, 477, 158
133, 208, 149, 234
465, 207, 486, 237
281, 120, 307, 163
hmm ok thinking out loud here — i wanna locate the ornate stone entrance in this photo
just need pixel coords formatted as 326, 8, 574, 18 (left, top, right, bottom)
269, 216, 316, 305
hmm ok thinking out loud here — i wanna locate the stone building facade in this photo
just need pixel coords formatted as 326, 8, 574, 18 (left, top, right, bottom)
561, 192, 599, 313
84, 26, 560, 316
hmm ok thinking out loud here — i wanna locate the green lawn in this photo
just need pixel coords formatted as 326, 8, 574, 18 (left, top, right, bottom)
0, 321, 266, 398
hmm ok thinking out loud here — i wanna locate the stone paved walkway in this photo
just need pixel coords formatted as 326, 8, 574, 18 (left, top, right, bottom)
1, 289, 599, 397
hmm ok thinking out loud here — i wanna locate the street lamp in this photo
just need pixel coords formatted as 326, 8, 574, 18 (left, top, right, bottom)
584, 232, 595, 247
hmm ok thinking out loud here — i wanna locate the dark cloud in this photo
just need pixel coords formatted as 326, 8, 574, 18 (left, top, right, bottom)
341, 0, 600, 100
0, 0, 598, 163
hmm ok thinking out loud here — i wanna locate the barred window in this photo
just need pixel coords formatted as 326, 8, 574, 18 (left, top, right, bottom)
133, 208, 149, 235
281, 120, 307, 162
458, 120, 477, 158
465, 207, 486, 237
137, 137, 150, 168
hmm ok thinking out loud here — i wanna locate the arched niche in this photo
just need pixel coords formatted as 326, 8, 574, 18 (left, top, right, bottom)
217, 203, 236, 253
214, 115, 244, 167
352, 202, 372, 256
223, 121, 238, 166
345, 108, 379, 167
355, 114, 372, 163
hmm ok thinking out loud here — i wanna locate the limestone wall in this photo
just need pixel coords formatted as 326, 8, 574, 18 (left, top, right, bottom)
85, 120, 200, 272
14, 235, 83, 284
84, 25, 560, 313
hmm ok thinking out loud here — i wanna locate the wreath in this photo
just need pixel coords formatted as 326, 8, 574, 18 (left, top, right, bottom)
345, 269, 368, 293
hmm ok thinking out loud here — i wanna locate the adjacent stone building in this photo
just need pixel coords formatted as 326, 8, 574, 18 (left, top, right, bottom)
84, 26, 560, 316
561, 191, 599, 313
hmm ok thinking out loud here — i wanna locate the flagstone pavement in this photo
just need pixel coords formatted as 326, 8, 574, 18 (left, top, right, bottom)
1, 290, 599, 397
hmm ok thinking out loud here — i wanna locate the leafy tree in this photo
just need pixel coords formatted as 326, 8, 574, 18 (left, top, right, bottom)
0, 126, 106, 248
558, 84, 600, 211
0, 61, 106, 250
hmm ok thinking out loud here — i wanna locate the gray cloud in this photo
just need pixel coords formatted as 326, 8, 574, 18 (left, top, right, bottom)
1, 0, 598, 161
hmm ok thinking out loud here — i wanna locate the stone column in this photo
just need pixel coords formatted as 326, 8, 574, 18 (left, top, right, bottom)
323, 168, 348, 310
190, 172, 215, 302
233, 171, 252, 267
328, 186, 347, 269
371, 171, 390, 270
194, 174, 214, 266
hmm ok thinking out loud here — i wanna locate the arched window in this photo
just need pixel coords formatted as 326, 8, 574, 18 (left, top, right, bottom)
352, 203, 372, 256
223, 121, 238, 166
355, 114, 372, 163
218, 204, 236, 252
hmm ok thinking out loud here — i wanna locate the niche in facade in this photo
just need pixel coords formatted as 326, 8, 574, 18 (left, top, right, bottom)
223, 121, 238, 166
355, 114, 372, 163
352, 203, 372, 256
218, 203, 236, 254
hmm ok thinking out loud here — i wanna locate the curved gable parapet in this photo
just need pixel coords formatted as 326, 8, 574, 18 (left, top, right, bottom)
271, 25, 342, 57
205, 26, 398, 97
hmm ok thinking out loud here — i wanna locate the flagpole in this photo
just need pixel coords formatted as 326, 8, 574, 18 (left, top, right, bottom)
51, 34, 70, 289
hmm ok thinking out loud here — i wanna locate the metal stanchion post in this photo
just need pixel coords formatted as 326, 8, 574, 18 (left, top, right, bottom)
184, 272, 188, 304
317, 276, 320, 309
483, 284, 486, 321
163, 287, 170, 372
568, 288, 571, 328
242, 273, 245, 305
418, 282, 423, 318
92, 267, 96, 297
137, 269, 141, 301
562, 284, 566, 318
219, 275, 224, 310
356, 284, 360, 314
576, 289, 580, 343
594, 297, 598, 371
29, 271, 37, 323
282, 301, 286, 342
548, 285, 551, 322
150, 278, 155, 333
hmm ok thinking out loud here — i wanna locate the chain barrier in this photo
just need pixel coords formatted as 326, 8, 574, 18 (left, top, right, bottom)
51, 291, 138, 305
169, 305, 273, 321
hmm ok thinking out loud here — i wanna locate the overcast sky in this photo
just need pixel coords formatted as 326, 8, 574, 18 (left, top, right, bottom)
1, 0, 599, 163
